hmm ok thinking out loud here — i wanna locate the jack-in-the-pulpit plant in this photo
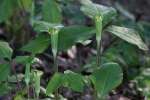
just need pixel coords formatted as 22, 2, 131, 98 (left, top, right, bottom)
80, 0, 148, 99
95, 16, 102, 68
32, 69, 43, 100
0, 0, 148, 99
48, 25, 63, 100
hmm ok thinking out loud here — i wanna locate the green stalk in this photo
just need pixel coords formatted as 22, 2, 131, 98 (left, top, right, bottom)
27, 85, 30, 100
95, 16, 102, 68
25, 63, 31, 100
33, 70, 43, 100
50, 29, 59, 72
94, 16, 103, 100
49, 28, 59, 100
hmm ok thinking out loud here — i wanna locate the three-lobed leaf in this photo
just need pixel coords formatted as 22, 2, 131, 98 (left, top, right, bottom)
106, 25, 148, 50
21, 25, 95, 54
80, 0, 117, 26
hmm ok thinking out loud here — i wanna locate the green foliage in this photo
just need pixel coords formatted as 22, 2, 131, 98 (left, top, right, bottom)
33, 20, 64, 33
58, 25, 94, 51
0, 83, 11, 96
19, 0, 33, 13
0, 41, 13, 60
63, 71, 84, 92
0, 63, 10, 81
106, 25, 148, 50
21, 34, 51, 54
135, 68, 150, 99
46, 72, 63, 96
46, 71, 85, 94
8, 74, 24, 83
80, 0, 117, 26
91, 63, 123, 97
42, 0, 62, 23
0, 0, 148, 99
14, 56, 33, 65
104, 41, 139, 67
21, 25, 94, 54
0, 0, 16, 23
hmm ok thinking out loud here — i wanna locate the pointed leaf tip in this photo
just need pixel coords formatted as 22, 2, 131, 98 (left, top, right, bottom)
106, 25, 148, 51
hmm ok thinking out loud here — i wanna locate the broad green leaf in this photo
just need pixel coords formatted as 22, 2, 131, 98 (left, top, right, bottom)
104, 41, 139, 67
80, 0, 117, 26
33, 20, 63, 33
0, 0, 16, 23
106, 25, 148, 50
21, 34, 51, 54
91, 62, 123, 96
46, 73, 63, 95
0, 41, 13, 60
0, 63, 10, 81
14, 56, 33, 65
19, 0, 33, 13
63, 71, 84, 92
58, 25, 95, 51
42, 0, 62, 23
21, 25, 95, 54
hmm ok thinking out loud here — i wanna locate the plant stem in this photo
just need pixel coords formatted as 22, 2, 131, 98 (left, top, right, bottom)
54, 89, 59, 100
95, 16, 102, 68
50, 29, 59, 100
53, 50, 59, 100
27, 85, 30, 100
33, 87, 36, 100
36, 94, 39, 100
94, 15, 103, 99
96, 41, 101, 67
93, 87, 98, 100
50, 29, 59, 72
54, 54, 58, 73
